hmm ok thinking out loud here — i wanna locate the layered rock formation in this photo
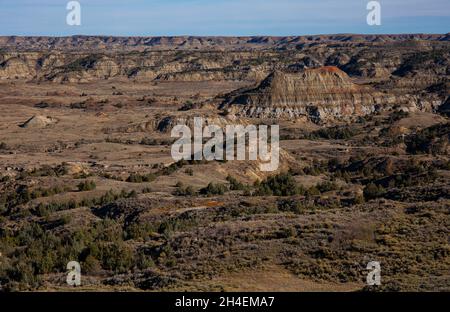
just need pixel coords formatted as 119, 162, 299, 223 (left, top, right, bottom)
0, 55, 37, 80
0, 35, 448, 86
1, 34, 448, 52
0, 35, 448, 122
221, 66, 442, 123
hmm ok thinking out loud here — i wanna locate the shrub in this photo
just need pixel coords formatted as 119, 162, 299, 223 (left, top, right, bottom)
405, 123, 449, 155
64, 55, 101, 72
363, 183, 385, 200
306, 186, 321, 197
226, 175, 245, 191
317, 181, 338, 193
159, 160, 189, 176
136, 250, 155, 270
82, 255, 102, 274
308, 126, 359, 140
140, 138, 174, 146
388, 110, 409, 123
200, 183, 228, 196
354, 194, 365, 205
254, 173, 304, 196
127, 173, 156, 183
94, 242, 134, 273
36, 203, 50, 217
78, 180, 96, 192
174, 185, 196, 196
277, 199, 305, 214
6, 259, 42, 290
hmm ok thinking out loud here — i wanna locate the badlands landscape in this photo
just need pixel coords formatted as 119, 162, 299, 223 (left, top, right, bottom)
0, 34, 449, 291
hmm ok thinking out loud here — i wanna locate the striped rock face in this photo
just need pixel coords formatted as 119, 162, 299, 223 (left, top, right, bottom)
221, 66, 444, 123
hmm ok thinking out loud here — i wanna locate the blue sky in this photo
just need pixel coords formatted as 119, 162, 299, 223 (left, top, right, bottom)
0, 0, 449, 36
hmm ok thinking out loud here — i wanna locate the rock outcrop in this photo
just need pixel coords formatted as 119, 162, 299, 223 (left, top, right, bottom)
0, 56, 36, 80
1, 34, 448, 52
20, 115, 57, 128
0, 35, 448, 87
221, 67, 381, 122
221, 66, 442, 123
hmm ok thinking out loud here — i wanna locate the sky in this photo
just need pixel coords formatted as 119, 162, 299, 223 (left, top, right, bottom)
0, 0, 449, 36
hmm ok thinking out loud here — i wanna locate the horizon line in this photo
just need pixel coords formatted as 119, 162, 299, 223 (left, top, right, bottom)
1, 32, 449, 38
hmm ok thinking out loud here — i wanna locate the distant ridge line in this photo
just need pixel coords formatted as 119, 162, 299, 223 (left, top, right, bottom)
0, 33, 448, 52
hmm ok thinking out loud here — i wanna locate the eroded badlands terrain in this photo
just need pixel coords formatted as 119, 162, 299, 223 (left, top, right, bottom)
0, 35, 449, 291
